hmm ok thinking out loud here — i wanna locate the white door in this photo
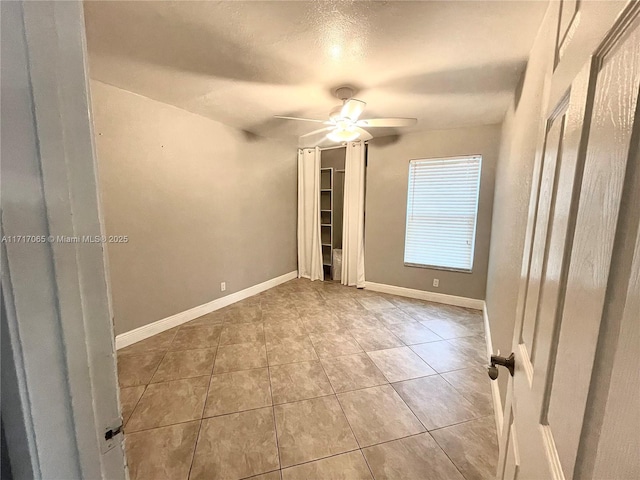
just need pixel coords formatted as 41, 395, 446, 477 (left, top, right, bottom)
497, 6, 640, 480
1, 1, 127, 478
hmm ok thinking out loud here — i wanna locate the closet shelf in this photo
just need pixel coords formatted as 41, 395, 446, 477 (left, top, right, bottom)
320, 166, 334, 269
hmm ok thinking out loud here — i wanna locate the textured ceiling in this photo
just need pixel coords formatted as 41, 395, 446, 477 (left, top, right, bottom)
84, 0, 547, 140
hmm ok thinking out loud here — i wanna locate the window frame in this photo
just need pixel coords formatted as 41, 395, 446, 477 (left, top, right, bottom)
403, 154, 482, 274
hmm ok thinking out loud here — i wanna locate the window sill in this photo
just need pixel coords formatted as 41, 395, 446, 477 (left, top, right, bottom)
403, 262, 473, 274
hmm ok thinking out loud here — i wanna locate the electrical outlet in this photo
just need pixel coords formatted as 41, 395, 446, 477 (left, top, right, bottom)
433, 278, 439, 287
220, 282, 226, 292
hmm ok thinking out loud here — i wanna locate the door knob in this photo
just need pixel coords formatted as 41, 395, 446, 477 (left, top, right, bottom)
487, 352, 515, 380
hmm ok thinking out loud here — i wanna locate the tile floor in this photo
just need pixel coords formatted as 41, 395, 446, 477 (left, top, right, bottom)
117, 279, 498, 480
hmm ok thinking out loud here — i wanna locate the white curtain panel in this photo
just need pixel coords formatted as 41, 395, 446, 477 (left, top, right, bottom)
341, 141, 366, 287
297, 147, 324, 281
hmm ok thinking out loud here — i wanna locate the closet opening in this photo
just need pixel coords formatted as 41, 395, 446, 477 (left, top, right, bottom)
320, 145, 346, 281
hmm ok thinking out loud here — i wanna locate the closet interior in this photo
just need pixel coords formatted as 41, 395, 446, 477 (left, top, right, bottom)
320, 146, 346, 281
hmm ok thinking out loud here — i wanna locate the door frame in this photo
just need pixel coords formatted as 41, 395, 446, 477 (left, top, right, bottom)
1, 1, 126, 478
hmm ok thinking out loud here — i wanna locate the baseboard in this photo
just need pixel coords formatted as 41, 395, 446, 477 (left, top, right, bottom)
364, 281, 484, 310
115, 270, 298, 350
483, 301, 504, 436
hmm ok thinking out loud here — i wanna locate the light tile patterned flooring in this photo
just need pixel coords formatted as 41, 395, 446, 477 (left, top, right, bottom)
118, 279, 498, 480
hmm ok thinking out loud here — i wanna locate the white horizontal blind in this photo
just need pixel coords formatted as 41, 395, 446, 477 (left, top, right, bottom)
404, 155, 482, 271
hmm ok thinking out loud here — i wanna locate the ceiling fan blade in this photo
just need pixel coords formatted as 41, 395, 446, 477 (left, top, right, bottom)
274, 115, 329, 124
356, 118, 417, 127
354, 127, 373, 141
340, 99, 366, 121
300, 126, 334, 138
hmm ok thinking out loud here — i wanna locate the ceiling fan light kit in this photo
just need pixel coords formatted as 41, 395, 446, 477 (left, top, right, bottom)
327, 127, 360, 142
275, 86, 418, 143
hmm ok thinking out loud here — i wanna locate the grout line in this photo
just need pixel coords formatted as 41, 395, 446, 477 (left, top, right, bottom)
279, 446, 362, 472
428, 413, 495, 433
121, 384, 147, 430
428, 429, 474, 480
439, 369, 495, 411
186, 325, 223, 479
119, 328, 179, 430
427, 429, 469, 480
359, 430, 427, 450
202, 363, 271, 377
147, 373, 212, 385
139, 335, 177, 390
436, 364, 487, 374
128, 404, 281, 436
267, 365, 282, 471
124, 417, 202, 435
200, 402, 278, 421
360, 447, 377, 479
240, 468, 282, 480
271, 390, 336, 407
387, 372, 487, 432
379, 382, 427, 439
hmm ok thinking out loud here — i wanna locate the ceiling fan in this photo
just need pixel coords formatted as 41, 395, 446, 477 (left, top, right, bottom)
274, 87, 417, 143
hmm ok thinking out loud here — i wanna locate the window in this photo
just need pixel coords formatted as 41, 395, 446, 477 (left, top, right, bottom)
404, 155, 482, 272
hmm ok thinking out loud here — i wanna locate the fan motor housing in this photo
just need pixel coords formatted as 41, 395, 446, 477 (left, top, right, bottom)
334, 86, 355, 101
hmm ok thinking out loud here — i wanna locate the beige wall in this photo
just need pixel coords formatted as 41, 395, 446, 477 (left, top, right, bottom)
364, 125, 501, 299
90, 81, 297, 335
485, 0, 629, 403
